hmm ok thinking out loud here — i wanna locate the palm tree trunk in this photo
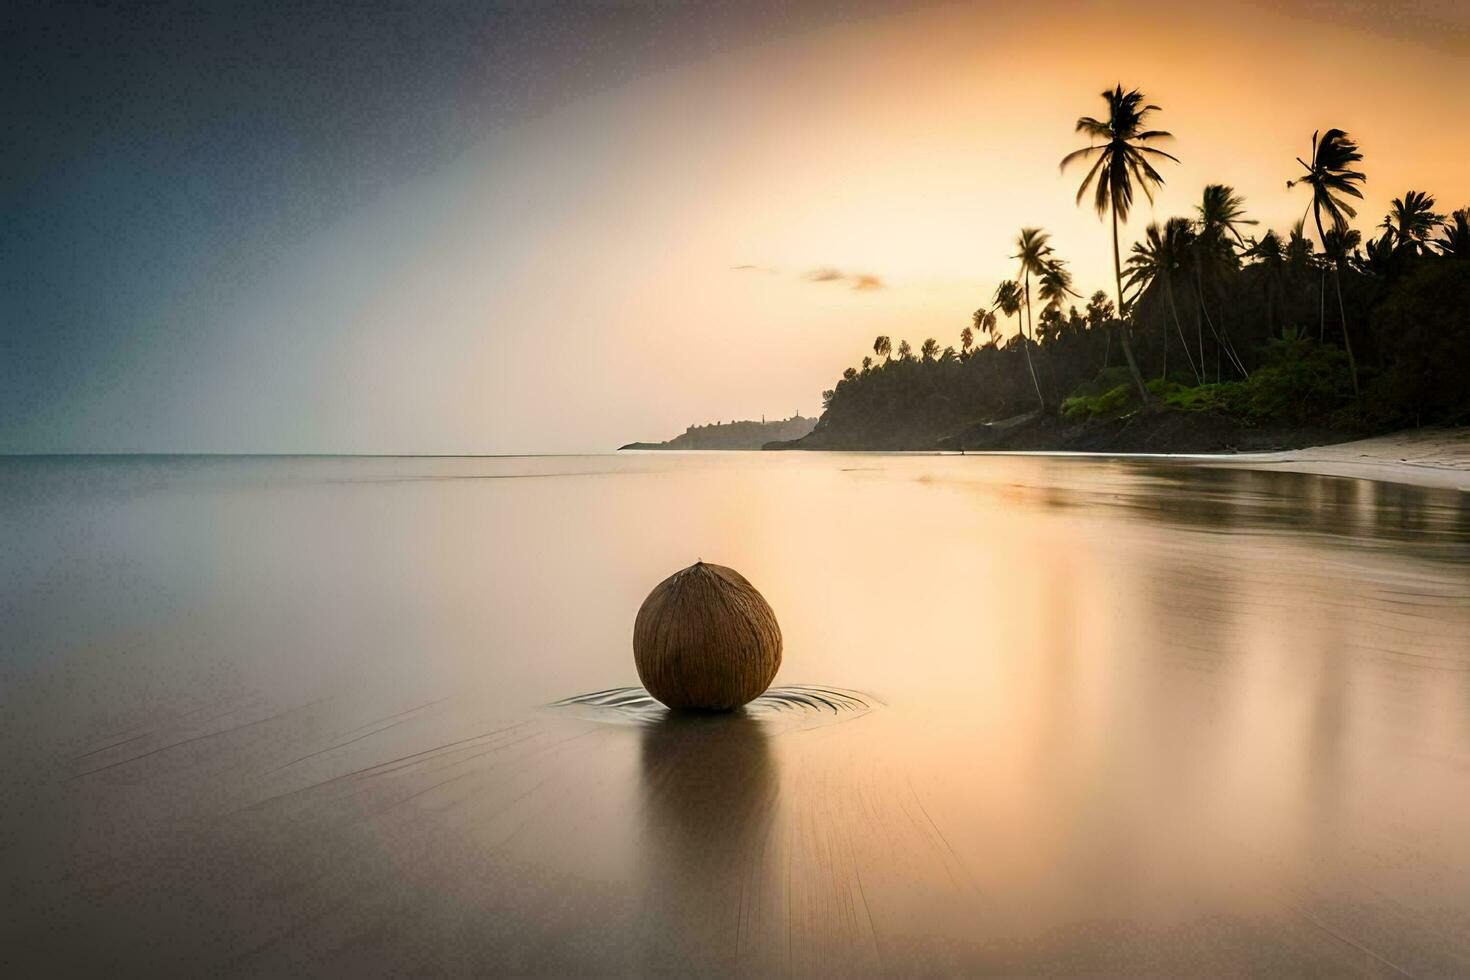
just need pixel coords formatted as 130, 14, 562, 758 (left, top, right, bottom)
1332, 263, 1361, 400
1312, 210, 1360, 400
1318, 269, 1326, 341
1164, 276, 1201, 383
1112, 206, 1151, 402
1021, 274, 1045, 412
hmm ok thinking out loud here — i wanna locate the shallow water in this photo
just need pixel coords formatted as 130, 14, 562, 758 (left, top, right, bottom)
3, 452, 1470, 974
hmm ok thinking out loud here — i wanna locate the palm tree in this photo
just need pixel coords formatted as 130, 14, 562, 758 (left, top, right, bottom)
993, 279, 1043, 410
1380, 190, 1445, 253
920, 337, 940, 362
1012, 228, 1053, 340
1126, 219, 1200, 382
1284, 218, 1324, 337
1085, 291, 1114, 326
1012, 230, 1056, 409
1245, 230, 1285, 335
1084, 290, 1115, 366
1287, 127, 1365, 396
896, 339, 913, 361
1060, 84, 1178, 402
972, 307, 998, 347
1194, 184, 1254, 378
873, 335, 892, 361
960, 325, 974, 355
1037, 258, 1079, 313
1434, 207, 1470, 258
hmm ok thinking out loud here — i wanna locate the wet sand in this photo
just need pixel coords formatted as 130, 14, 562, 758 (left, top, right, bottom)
4, 452, 1470, 974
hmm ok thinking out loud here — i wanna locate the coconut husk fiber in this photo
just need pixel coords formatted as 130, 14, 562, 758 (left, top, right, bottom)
633, 561, 782, 710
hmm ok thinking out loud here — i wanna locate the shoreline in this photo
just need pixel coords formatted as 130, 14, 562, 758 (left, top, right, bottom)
1189, 427, 1470, 491
949, 428, 1470, 491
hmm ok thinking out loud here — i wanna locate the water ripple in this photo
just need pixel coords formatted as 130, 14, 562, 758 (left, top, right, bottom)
547, 684, 876, 729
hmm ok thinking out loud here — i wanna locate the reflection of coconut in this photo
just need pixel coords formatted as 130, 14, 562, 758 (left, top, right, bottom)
633, 562, 782, 710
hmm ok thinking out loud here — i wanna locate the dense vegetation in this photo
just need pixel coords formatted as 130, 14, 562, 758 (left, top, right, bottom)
800, 88, 1470, 451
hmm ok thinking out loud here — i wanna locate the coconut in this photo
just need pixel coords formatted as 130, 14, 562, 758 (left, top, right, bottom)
633, 561, 782, 711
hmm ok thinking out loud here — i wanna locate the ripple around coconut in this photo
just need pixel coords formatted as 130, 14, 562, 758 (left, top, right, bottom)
633, 561, 782, 710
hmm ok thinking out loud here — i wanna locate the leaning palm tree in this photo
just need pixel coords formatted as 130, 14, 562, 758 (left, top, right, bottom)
1126, 219, 1200, 382
1380, 190, 1445, 253
1287, 128, 1365, 396
993, 279, 1044, 410
1060, 84, 1178, 401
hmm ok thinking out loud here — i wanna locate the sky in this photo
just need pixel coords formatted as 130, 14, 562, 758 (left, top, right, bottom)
4, 0, 1469, 453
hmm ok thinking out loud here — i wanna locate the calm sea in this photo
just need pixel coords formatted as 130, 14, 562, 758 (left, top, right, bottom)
4, 452, 1469, 973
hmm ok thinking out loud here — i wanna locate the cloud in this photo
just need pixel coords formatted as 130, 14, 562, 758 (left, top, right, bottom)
803, 266, 885, 290
731, 264, 885, 291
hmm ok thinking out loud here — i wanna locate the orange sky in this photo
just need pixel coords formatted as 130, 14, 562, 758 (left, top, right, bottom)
196, 0, 1470, 451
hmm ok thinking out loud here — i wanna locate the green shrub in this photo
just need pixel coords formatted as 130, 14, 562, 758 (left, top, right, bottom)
1154, 340, 1354, 426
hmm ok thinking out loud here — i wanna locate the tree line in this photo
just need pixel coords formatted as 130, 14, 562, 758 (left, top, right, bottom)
815, 85, 1470, 445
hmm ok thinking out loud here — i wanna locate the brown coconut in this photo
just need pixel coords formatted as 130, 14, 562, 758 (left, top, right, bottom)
633, 561, 782, 710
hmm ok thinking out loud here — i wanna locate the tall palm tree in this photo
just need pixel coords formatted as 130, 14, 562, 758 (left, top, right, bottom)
1126, 219, 1200, 382
1380, 190, 1445, 253
993, 279, 1044, 410
1287, 128, 1365, 396
1060, 84, 1178, 402
1011, 228, 1053, 339
1011, 231, 1054, 410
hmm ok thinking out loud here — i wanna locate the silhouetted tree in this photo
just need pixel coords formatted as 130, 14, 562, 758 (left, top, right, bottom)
1435, 208, 1470, 258
1060, 84, 1177, 402
873, 335, 892, 361
1380, 190, 1444, 254
1194, 184, 1254, 377
1127, 219, 1200, 382
1288, 127, 1366, 396
994, 278, 1043, 410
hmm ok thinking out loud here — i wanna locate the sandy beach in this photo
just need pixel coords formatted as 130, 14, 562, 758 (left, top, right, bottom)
1204, 427, 1470, 491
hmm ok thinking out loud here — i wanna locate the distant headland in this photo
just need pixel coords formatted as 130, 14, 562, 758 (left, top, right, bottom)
620, 415, 816, 451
